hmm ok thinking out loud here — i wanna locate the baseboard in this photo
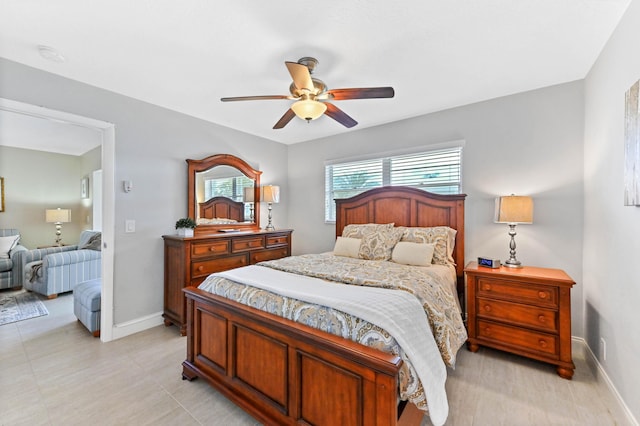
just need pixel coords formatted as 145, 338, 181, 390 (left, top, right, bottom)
109, 311, 164, 340
572, 337, 639, 426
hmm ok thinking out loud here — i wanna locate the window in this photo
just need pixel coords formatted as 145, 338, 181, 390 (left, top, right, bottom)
204, 175, 254, 218
325, 147, 462, 222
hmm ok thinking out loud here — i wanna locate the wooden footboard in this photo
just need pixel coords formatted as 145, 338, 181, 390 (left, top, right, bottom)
182, 287, 423, 426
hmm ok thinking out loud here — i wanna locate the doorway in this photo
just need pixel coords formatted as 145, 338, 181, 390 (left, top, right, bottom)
0, 97, 116, 341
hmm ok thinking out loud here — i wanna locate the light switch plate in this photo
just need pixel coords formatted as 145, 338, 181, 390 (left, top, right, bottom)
125, 219, 135, 233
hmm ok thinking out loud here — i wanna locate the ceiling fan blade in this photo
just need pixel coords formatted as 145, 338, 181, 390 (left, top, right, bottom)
273, 108, 296, 129
321, 87, 395, 101
324, 103, 358, 128
285, 61, 314, 92
221, 95, 293, 102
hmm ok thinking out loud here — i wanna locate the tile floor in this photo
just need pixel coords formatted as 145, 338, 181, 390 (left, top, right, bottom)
0, 290, 632, 425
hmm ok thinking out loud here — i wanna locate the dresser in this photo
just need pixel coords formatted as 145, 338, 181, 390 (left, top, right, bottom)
163, 229, 293, 335
465, 262, 575, 379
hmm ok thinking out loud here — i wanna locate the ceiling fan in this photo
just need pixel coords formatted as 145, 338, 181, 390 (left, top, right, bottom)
221, 57, 394, 129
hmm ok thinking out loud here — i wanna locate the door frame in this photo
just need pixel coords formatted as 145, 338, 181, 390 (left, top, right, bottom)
0, 97, 116, 341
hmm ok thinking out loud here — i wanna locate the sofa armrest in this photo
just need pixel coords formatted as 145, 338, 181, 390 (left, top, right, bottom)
8, 245, 28, 286
23, 246, 78, 264
43, 249, 101, 267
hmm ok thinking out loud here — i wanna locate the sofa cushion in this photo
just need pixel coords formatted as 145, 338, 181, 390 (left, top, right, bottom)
0, 235, 20, 259
78, 231, 101, 249
79, 233, 101, 251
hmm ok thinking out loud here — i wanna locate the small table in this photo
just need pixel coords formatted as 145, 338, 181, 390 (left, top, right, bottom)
464, 261, 576, 379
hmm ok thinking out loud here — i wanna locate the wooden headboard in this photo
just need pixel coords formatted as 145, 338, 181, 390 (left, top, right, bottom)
199, 196, 245, 222
335, 186, 467, 294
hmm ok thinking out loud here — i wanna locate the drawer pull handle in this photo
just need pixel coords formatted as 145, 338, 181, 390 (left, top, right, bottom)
483, 305, 492, 312
538, 315, 546, 323
538, 339, 547, 348
538, 291, 547, 299
209, 247, 217, 251
484, 326, 491, 336
483, 284, 492, 291
197, 266, 204, 271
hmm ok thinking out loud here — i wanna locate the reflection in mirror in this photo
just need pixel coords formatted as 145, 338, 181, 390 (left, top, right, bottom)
187, 154, 261, 233
195, 165, 254, 223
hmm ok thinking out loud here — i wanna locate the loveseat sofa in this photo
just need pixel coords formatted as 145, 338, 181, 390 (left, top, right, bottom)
22, 230, 101, 298
0, 228, 28, 290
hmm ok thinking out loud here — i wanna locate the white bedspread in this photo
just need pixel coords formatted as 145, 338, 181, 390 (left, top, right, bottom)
217, 264, 449, 426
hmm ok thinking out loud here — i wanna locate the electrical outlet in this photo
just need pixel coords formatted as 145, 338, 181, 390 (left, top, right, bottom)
600, 337, 607, 361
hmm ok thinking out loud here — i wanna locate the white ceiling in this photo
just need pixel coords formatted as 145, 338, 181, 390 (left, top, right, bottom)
0, 0, 631, 151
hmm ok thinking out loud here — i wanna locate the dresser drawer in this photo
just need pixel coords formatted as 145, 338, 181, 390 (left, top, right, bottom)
232, 236, 265, 252
476, 278, 558, 308
477, 320, 558, 357
251, 247, 289, 263
476, 297, 557, 333
266, 234, 290, 247
192, 254, 248, 278
191, 240, 230, 258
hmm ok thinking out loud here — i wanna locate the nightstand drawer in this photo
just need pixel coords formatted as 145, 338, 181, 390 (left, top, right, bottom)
477, 278, 558, 308
477, 320, 558, 357
232, 236, 265, 252
192, 240, 230, 257
192, 254, 248, 278
476, 298, 557, 333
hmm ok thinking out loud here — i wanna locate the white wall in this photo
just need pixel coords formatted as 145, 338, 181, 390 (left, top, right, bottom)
0, 58, 289, 325
288, 81, 585, 336
584, 0, 640, 421
0, 145, 85, 247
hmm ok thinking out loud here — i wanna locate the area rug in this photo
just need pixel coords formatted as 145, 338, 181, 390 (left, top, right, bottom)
0, 292, 49, 326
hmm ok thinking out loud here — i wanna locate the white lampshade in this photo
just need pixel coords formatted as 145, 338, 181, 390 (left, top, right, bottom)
262, 185, 280, 204
243, 186, 255, 203
45, 208, 71, 223
494, 195, 533, 224
291, 100, 327, 121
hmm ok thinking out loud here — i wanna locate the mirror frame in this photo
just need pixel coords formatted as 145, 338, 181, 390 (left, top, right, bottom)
187, 154, 261, 234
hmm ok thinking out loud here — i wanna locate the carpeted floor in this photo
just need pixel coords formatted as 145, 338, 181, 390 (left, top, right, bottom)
0, 291, 49, 326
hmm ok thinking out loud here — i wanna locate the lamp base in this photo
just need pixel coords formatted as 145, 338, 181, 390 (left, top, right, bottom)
503, 259, 523, 268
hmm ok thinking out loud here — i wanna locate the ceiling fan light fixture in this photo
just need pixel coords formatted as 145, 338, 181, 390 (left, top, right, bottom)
291, 99, 327, 122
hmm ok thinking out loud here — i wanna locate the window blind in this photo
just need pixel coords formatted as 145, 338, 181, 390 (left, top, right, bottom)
325, 147, 462, 222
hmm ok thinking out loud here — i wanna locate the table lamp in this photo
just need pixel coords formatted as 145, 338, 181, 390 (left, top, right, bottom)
494, 195, 533, 268
45, 208, 72, 246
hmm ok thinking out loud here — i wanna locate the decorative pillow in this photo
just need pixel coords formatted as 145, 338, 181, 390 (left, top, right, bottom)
391, 242, 435, 267
341, 223, 394, 239
398, 226, 457, 265
0, 234, 20, 259
333, 237, 361, 258
357, 226, 404, 261
79, 233, 102, 251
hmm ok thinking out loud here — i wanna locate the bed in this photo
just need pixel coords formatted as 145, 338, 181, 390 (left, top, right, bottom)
197, 196, 245, 224
182, 186, 466, 426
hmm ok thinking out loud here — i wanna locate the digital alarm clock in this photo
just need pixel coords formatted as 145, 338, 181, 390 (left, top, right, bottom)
478, 257, 501, 268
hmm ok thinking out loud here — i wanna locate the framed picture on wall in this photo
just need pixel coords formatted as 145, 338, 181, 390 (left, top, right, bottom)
0, 177, 4, 212
625, 79, 640, 206
81, 176, 89, 199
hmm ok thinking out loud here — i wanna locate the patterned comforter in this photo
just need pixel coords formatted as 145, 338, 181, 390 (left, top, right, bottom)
198, 253, 467, 414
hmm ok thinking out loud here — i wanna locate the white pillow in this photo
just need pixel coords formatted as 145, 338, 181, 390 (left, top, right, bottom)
0, 234, 20, 259
391, 241, 435, 267
333, 237, 362, 258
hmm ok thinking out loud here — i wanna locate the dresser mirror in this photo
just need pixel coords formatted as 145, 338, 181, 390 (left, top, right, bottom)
187, 154, 261, 233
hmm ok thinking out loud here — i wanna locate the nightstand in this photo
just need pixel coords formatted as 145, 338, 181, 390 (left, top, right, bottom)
465, 261, 575, 379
